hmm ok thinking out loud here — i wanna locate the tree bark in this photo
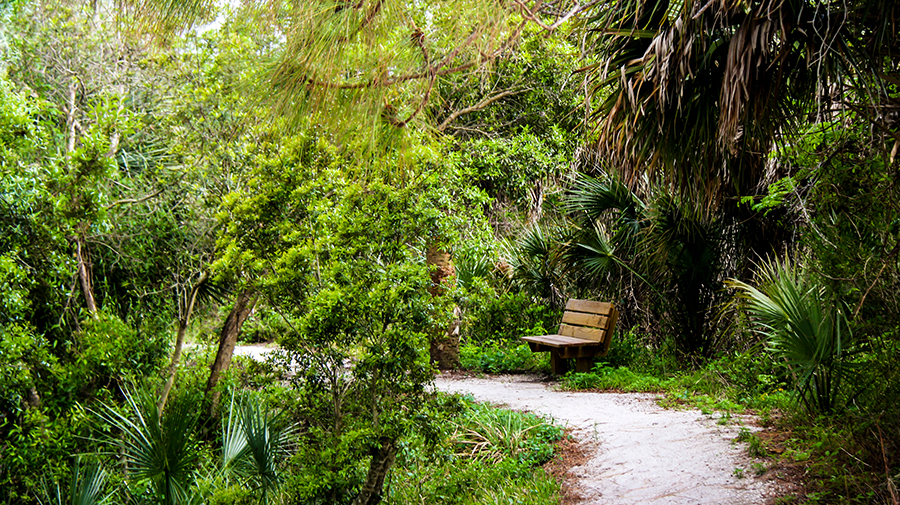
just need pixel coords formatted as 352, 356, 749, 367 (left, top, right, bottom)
351, 437, 398, 505
205, 289, 257, 417
426, 244, 460, 369
24, 386, 42, 409
158, 271, 208, 413
76, 238, 98, 317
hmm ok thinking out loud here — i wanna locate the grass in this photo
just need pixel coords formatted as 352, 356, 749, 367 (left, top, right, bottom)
386, 399, 563, 505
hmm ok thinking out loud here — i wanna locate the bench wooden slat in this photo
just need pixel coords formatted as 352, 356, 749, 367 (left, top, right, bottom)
561, 311, 608, 328
522, 299, 619, 375
565, 299, 613, 315
558, 323, 606, 341
522, 334, 606, 348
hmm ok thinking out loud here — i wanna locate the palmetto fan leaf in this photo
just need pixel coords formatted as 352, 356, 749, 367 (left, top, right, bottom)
564, 174, 642, 224
503, 223, 568, 306
565, 172, 644, 251
93, 389, 200, 505
454, 248, 494, 290
568, 223, 617, 280
221, 393, 298, 504
39, 459, 112, 505
730, 258, 859, 413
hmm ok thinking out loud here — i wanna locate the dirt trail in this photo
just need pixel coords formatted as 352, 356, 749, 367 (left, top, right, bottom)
434, 373, 782, 505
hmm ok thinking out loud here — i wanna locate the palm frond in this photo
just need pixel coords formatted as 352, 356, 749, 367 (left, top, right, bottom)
729, 257, 860, 413
503, 223, 568, 306
580, 0, 899, 203
221, 392, 298, 504
454, 248, 494, 291
39, 459, 112, 505
568, 223, 616, 280
92, 388, 200, 505
564, 173, 642, 224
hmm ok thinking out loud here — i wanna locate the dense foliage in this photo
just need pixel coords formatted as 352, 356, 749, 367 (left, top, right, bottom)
1, 0, 898, 503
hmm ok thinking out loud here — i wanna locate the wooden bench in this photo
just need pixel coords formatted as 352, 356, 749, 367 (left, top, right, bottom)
522, 299, 619, 375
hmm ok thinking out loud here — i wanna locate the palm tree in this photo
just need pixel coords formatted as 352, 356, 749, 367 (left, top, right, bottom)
580, 0, 899, 203
563, 171, 729, 355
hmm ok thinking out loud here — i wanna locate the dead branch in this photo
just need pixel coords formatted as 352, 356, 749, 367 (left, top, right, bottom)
437, 88, 530, 132
105, 188, 164, 209
513, 0, 601, 32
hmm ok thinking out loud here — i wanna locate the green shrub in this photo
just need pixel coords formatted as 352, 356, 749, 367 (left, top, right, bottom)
62, 312, 167, 397
207, 485, 256, 505
459, 342, 549, 373
460, 291, 559, 346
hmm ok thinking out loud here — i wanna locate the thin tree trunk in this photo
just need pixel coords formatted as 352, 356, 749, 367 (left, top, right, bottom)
24, 386, 41, 409
351, 437, 398, 505
76, 238, 98, 317
426, 244, 459, 369
158, 271, 208, 413
65, 82, 77, 162
65, 78, 100, 319
205, 289, 257, 416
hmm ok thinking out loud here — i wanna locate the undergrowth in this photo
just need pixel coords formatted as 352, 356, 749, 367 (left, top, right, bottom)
553, 340, 900, 504
386, 398, 563, 504
459, 342, 550, 374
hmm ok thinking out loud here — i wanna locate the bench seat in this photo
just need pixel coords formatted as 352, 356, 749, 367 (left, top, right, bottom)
522, 299, 618, 374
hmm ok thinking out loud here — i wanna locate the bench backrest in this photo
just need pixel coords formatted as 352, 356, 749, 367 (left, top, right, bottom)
558, 299, 619, 347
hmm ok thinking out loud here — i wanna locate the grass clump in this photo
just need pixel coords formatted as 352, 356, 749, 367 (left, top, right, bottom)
386, 399, 563, 505
561, 365, 672, 392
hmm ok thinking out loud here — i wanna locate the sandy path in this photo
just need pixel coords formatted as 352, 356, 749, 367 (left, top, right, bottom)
231, 345, 783, 503
433, 373, 780, 505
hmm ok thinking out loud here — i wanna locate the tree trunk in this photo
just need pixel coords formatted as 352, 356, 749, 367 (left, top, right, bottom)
351, 437, 398, 505
158, 271, 208, 413
205, 289, 257, 417
76, 238, 98, 317
426, 245, 460, 369
24, 386, 42, 409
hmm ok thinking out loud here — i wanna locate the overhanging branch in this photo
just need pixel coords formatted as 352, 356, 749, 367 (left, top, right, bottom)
437, 88, 530, 132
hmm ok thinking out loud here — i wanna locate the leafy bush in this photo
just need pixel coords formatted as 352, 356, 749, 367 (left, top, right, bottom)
62, 313, 168, 397
460, 291, 559, 345
459, 342, 549, 374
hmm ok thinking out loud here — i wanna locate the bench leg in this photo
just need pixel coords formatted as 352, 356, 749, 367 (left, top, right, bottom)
550, 351, 568, 375
575, 357, 594, 373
